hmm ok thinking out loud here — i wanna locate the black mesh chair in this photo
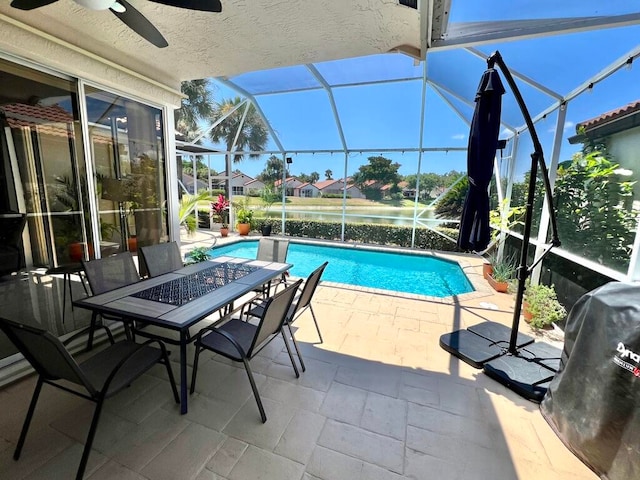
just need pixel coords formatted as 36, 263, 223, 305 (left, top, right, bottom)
138, 242, 184, 278
255, 238, 290, 296
0, 316, 179, 480
81, 252, 141, 346
0, 212, 27, 277
244, 261, 328, 346
190, 279, 302, 423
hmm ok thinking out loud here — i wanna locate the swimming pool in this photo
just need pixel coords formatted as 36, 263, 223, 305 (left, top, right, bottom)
210, 241, 474, 298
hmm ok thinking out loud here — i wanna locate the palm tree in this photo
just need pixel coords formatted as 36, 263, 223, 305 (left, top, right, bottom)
175, 79, 215, 140
208, 97, 268, 164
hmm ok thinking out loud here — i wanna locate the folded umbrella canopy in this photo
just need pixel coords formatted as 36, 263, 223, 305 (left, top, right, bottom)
457, 68, 505, 252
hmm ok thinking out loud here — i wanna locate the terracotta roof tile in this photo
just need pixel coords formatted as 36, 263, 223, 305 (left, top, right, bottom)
578, 100, 640, 131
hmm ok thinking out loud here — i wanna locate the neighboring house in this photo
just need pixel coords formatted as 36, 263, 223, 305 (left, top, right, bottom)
298, 182, 321, 198
314, 179, 342, 196
568, 99, 640, 188
274, 177, 304, 196
344, 184, 365, 199
181, 173, 208, 194
244, 178, 266, 195
230, 172, 258, 196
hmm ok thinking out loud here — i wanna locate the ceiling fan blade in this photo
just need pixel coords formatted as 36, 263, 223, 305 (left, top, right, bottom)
10, 0, 58, 10
149, 0, 221, 13
111, 0, 168, 48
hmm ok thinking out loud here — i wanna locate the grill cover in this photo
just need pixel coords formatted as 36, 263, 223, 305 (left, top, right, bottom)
540, 282, 640, 480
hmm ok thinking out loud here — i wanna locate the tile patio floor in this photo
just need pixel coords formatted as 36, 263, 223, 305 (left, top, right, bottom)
0, 234, 597, 480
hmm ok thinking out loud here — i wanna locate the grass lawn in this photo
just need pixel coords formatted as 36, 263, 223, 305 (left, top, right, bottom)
198, 196, 428, 211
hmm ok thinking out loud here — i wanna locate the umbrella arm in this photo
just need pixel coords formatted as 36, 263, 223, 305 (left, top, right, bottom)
487, 51, 561, 353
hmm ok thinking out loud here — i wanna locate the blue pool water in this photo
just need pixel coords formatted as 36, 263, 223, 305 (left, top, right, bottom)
210, 241, 473, 298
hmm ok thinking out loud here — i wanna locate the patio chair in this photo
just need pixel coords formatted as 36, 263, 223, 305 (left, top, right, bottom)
81, 252, 141, 345
190, 279, 302, 423
243, 261, 328, 347
138, 241, 183, 277
0, 316, 179, 480
255, 237, 290, 296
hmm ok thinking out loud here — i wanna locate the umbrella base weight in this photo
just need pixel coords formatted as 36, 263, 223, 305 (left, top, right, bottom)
483, 342, 561, 403
468, 322, 534, 348
439, 321, 535, 369
439, 330, 506, 368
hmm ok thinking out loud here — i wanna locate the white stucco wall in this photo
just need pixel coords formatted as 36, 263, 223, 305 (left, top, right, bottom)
0, 16, 183, 109
607, 125, 640, 192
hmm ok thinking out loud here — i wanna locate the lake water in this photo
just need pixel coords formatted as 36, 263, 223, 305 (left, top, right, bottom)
264, 207, 439, 226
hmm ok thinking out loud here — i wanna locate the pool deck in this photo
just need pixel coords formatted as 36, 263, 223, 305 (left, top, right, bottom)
0, 230, 594, 479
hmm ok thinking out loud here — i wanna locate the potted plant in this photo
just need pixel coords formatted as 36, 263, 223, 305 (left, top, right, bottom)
234, 199, 254, 236
179, 191, 214, 236
483, 201, 526, 277
210, 194, 230, 237
523, 282, 567, 329
487, 256, 516, 293
259, 186, 279, 236
185, 246, 211, 265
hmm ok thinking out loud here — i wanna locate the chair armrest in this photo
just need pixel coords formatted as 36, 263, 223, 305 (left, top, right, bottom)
101, 338, 168, 393
199, 327, 248, 359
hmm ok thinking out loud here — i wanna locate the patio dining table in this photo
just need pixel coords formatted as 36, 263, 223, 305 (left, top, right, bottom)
73, 256, 291, 414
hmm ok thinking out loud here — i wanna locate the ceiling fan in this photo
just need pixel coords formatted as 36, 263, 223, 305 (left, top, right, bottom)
10, 0, 222, 48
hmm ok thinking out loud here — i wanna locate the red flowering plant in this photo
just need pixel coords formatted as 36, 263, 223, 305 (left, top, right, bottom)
210, 194, 230, 228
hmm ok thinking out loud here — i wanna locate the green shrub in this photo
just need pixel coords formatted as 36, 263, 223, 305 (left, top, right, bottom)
185, 246, 210, 264
253, 218, 458, 251
524, 282, 567, 329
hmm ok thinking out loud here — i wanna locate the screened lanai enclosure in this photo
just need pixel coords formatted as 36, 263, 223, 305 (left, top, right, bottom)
2, 0, 640, 374
180, 4, 640, 315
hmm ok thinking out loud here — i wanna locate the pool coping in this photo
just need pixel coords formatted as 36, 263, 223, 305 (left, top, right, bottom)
213, 236, 497, 304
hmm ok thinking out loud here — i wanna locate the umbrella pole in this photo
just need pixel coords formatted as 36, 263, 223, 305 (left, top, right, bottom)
487, 51, 561, 354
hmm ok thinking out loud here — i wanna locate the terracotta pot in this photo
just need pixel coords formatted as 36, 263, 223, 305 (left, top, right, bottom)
487, 274, 509, 293
128, 236, 138, 252
523, 301, 533, 321
483, 263, 493, 280
69, 242, 84, 262
237, 223, 251, 236
69, 242, 94, 261
220, 227, 229, 237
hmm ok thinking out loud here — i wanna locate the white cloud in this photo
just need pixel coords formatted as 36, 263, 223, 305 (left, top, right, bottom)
451, 133, 465, 140
547, 120, 576, 133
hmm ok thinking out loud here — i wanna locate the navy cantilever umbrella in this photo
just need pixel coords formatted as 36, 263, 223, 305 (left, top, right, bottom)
457, 68, 505, 252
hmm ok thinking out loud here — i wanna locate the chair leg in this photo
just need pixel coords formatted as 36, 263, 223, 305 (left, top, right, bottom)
190, 344, 201, 395
286, 322, 306, 372
14, 377, 43, 460
309, 305, 323, 343
87, 312, 98, 351
76, 399, 104, 480
242, 358, 267, 423
162, 350, 180, 403
280, 331, 300, 378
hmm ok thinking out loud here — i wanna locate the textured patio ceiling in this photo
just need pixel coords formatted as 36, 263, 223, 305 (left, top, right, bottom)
0, 0, 421, 86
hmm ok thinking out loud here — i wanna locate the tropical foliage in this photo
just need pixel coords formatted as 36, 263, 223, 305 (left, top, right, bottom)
210, 194, 230, 227
179, 191, 214, 235
434, 177, 468, 219
524, 282, 566, 329
552, 148, 638, 271
175, 79, 215, 138
209, 97, 268, 164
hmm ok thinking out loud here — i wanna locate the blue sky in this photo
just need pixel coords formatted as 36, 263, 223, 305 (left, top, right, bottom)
197, 21, 640, 182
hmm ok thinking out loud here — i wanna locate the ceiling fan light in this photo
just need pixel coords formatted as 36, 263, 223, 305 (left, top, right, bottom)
75, 0, 118, 10
110, 1, 125, 12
